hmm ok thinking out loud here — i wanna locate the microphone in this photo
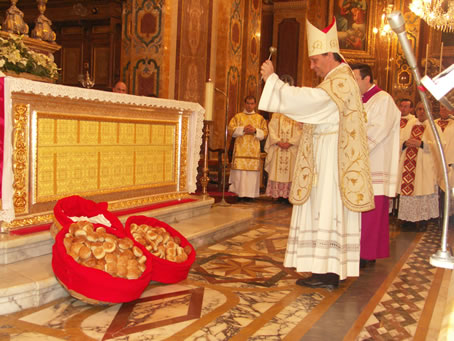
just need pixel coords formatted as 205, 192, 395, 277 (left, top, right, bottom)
387, 11, 420, 80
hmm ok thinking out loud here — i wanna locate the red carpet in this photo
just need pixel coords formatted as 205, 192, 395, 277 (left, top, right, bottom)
10, 198, 197, 236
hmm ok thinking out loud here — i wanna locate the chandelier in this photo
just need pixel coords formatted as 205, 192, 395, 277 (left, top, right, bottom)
409, 0, 454, 32
373, 3, 394, 36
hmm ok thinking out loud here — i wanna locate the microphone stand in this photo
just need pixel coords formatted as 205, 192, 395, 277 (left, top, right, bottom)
213, 87, 231, 207
388, 11, 454, 269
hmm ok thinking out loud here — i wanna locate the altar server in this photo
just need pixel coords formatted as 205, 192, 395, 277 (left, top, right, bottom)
228, 96, 268, 201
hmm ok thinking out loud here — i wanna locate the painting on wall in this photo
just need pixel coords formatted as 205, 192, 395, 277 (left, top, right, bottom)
329, 0, 376, 60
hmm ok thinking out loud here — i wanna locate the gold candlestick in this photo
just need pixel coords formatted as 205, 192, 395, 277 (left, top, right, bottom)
200, 121, 211, 200
424, 43, 429, 76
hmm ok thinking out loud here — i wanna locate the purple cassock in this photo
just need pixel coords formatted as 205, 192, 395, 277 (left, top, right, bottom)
360, 85, 390, 261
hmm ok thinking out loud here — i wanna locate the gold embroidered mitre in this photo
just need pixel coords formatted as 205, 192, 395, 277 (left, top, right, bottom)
306, 17, 344, 59
289, 64, 374, 212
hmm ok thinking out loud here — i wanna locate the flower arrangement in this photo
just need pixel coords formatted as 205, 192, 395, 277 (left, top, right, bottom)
0, 34, 59, 80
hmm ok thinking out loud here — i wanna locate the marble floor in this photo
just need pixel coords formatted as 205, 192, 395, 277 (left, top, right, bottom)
0, 198, 451, 340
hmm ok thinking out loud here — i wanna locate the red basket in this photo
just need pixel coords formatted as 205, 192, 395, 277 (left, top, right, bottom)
52, 222, 153, 304
125, 216, 196, 284
52, 196, 153, 304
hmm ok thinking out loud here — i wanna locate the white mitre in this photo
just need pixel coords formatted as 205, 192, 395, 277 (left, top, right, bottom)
306, 17, 344, 60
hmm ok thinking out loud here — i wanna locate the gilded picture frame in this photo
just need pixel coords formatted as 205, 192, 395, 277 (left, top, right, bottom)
329, 0, 377, 61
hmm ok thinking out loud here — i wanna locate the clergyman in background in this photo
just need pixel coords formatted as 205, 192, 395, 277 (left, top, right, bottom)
264, 75, 303, 204
228, 96, 268, 202
351, 63, 400, 269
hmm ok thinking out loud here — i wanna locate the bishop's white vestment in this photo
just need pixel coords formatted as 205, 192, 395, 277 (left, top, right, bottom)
258, 63, 373, 280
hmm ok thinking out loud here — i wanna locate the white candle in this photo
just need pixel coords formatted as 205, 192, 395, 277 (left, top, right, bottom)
204, 81, 214, 121
425, 43, 429, 76
440, 42, 444, 73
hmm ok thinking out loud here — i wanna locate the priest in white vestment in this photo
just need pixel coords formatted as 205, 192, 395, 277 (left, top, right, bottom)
228, 96, 268, 201
259, 18, 374, 289
432, 105, 454, 216
264, 112, 302, 202
351, 63, 400, 268
397, 102, 439, 231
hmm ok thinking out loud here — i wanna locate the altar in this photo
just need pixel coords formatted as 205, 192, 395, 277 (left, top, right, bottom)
0, 77, 205, 232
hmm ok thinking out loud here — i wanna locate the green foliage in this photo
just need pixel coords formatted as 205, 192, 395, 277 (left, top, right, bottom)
0, 34, 59, 79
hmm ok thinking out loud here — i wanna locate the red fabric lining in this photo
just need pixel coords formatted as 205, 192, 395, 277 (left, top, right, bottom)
53, 195, 124, 233
322, 17, 336, 33
125, 215, 196, 284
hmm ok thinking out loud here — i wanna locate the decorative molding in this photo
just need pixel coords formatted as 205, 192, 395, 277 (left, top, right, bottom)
273, 1, 307, 11
180, 117, 188, 191
12, 103, 29, 215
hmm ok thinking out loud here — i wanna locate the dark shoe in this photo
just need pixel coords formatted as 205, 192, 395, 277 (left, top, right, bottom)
296, 274, 339, 290
360, 258, 367, 269
416, 221, 427, 232
360, 259, 376, 269
277, 197, 290, 204
401, 221, 417, 231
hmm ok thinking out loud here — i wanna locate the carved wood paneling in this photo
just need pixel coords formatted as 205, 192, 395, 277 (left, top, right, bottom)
277, 18, 299, 84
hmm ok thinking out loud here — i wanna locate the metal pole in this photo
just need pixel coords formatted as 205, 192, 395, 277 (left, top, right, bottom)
388, 11, 454, 269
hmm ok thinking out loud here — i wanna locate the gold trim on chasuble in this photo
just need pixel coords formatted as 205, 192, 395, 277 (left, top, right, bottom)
289, 65, 374, 212
5, 104, 191, 230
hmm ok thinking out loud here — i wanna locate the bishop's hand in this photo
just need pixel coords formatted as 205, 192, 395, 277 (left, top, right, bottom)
260, 60, 274, 82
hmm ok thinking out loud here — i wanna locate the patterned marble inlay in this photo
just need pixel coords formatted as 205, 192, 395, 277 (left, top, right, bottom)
192, 252, 300, 288
358, 223, 441, 339
102, 287, 204, 340
189, 289, 291, 340
249, 292, 324, 340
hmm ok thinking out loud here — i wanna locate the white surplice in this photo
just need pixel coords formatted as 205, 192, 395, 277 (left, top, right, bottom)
364, 86, 401, 197
258, 68, 362, 280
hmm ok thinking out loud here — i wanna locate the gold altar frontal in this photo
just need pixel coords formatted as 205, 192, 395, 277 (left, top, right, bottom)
0, 77, 204, 231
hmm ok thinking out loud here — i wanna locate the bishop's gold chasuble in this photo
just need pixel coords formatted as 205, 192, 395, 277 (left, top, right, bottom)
289, 64, 374, 212
228, 112, 268, 171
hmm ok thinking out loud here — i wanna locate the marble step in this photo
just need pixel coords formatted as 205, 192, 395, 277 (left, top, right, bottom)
0, 205, 254, 315
0, 197, 215, 265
